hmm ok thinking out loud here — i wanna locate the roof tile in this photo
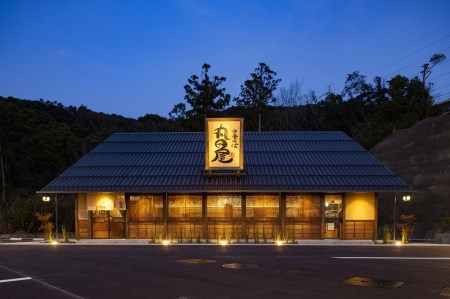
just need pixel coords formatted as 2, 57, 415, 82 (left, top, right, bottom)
42, 131, 410, 193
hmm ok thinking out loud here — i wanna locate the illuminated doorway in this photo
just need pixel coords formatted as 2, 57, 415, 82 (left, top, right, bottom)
324, 195, 342, 239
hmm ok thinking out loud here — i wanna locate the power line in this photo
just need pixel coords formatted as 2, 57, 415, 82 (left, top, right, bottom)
433, 82, 450, 92
381, 46, 450, 80
365, 34, 450, 76
429, 70, 450, 81
435, 91, 450, 99
315, 47, 450, 99
361, 24, 450, 74
312, 28, 450, 100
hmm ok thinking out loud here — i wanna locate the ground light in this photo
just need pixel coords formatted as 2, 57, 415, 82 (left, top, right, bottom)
395, 241, 402, 246
162, 240, 170, 245
276, 240, 283, 246
51, 241, 58, 245
220, 240, 228, 246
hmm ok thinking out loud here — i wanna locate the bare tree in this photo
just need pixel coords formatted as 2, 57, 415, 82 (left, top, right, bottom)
421, 53, 446, 86
278, 79, 304, 107
276, 79, 307, 130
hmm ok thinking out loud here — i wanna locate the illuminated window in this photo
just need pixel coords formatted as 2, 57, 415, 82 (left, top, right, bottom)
286, 194, 321, 221
129, 195, 163, 221
169, 195, 202, 219
207, 195, 242, 219
324, 194, 342, 218
246, 195, 279, 220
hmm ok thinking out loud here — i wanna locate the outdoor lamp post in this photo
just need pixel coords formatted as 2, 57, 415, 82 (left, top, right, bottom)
393, 193, 397, 242
42, 194, 58, 242
393, 193, 412, 242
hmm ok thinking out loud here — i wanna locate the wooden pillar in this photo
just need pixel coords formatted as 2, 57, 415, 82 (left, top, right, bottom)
320, 193, 325, 239
374, 192, 378, 240
279, 192, 286, 239
75, 194, 79, 240
125, 194, 130, 239
341, 193, 347, 240
202, 192, 207, 239
89, 211, 93, 239
164, 192, 169, 239
241, 193, 246, 240
107, 211, 111, 239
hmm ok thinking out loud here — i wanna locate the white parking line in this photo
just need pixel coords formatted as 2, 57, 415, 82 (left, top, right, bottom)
0, 277, 32, 283
0, 265, 84, 299
333, 257, 450, 260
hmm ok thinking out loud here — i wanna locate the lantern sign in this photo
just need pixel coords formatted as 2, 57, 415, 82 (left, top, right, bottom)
205, 118, 244, 170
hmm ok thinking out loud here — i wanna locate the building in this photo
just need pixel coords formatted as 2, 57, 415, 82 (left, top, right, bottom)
39, 119, 410, 241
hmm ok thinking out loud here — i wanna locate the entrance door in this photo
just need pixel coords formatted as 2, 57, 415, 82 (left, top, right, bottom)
324, 195, 342, 239
92, 210, 125, 239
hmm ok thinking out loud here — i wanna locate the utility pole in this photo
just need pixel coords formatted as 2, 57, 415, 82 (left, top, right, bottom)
0, 143, 5, 205
0, 143, 5, 220
258, 113, 261, 132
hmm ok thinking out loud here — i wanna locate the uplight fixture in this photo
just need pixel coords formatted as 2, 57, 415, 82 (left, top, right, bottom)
162, 240, 170, 245
276, 240, 283, 246
220, 240, 228, 246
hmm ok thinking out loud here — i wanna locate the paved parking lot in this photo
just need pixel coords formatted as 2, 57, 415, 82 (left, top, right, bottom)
1, 244, 450, 298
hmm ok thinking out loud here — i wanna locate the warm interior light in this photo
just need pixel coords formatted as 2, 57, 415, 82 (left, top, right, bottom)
162, 240, 170, 245
276, 240, 283, 246
395, 241, 402, 246
220, 240, 228, 246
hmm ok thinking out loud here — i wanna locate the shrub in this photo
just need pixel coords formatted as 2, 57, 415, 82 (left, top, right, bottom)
382, 224, 391, 244
35, 212, 54, 243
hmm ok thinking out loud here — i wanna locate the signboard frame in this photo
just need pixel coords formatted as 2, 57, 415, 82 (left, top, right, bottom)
205, 118, 244, 171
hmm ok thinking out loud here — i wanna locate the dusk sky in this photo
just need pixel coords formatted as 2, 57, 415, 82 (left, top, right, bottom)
1, 0, 449, 118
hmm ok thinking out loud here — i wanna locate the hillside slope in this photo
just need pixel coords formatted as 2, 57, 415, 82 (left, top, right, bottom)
370, 115, 450, 237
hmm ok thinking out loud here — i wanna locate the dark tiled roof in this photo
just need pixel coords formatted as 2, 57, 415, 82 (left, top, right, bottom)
40, 131, 410, 193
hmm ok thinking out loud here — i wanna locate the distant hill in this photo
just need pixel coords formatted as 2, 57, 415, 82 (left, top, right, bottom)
370, 114, 450, 237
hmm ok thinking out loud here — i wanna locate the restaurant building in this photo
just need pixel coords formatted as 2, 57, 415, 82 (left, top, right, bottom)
39, 118, 410, 241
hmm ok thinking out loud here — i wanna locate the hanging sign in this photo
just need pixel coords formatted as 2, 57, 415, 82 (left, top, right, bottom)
205, 118, 244, 170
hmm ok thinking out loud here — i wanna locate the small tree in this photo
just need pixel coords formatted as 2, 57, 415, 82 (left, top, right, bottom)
35, 212, 54, 242
397, 214, 416, 244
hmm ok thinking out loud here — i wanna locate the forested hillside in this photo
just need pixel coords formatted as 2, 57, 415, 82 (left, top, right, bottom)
0, 60, 446, 235
371, 114, 450, 238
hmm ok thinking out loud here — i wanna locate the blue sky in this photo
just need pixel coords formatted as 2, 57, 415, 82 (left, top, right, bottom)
1, 0, 449, 118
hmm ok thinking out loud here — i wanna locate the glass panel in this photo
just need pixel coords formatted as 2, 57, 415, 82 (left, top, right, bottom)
286, 194, 321, 221
246, 195, 279, 220
207, 194, 241, 219
129, 195, 163, 221
169, 195, 202, 219
324, 194, 342, 218
77, 194, 88, 220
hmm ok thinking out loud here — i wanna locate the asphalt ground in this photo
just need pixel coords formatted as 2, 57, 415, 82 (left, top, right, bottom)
1, 245, 450, 299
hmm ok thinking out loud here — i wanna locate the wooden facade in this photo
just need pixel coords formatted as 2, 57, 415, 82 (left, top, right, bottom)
75, 192, 377, 241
